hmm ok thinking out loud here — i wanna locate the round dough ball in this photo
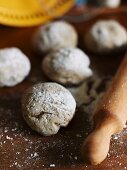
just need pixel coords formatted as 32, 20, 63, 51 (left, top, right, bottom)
84, 20, 127, 54
22, 82, 76, 136
97, 0, 121, 8
33, 21, 78, 53
0, 47, 31, 87
42, 47, 92, 85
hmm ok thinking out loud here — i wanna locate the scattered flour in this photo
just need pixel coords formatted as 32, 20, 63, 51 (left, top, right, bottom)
0, 75, 127, 169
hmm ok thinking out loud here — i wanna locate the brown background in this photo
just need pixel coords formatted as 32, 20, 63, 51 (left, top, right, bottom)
0, 3, 127, 170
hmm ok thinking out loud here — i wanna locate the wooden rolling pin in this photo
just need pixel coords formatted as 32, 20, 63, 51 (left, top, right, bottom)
81, 53, 127, 165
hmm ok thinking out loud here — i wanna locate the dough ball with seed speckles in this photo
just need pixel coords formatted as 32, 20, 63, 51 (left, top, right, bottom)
22, 82, 76, 136
33, 21, 78, 53
0, 47, 31, 87
84, 20, 127, 54
42, 47, 92, 85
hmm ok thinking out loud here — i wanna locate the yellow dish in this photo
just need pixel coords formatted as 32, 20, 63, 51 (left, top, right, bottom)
0, 0, 74, 27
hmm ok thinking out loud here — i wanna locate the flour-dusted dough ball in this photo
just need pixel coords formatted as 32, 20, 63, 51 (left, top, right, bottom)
42, 47, 92, 85
22, 82, 76, 136
84, 20, 127, 54
97, 0, 121, 8
33, 21, 78, 53
0, 47, 31, 87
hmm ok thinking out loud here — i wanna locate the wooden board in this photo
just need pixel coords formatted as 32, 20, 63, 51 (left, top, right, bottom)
0, 5, 127, 170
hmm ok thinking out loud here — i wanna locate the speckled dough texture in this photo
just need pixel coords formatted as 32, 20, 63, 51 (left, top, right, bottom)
84, 20, 127, 54
22, 82, 76, 136
33, 21, 78, 53
0, 47, 31, 87
42, 47, 92, 85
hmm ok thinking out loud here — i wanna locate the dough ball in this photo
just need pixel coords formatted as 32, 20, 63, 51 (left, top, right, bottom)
0, 47, 31, 87
97, 0, 121, 8
33, 21, 78, 53
42, 47, 92, 85
84, 20, 127, 54
22, 82, 76, 136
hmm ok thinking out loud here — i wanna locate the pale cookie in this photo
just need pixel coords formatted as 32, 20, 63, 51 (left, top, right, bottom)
84, 20, 127, 54
22, 82, 76, 136
33, 21, 78, 53
97, 0, 121, 8
42, 47, 92, 85
0, 47, 31, 87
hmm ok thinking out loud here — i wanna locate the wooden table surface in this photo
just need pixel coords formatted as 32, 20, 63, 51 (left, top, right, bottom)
0, 3, 127, 170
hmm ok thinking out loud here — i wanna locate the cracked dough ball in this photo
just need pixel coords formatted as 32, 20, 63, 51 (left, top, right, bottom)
33, 21, 78, 53
22, 82, 76, 136
84, 20, 127, 54
42, 47, 92, 85
0, 47, 31, 87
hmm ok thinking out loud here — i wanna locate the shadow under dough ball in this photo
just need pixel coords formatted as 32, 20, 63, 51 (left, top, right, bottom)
84, 20, 127, 54
0, 47, 31, 87
42, 47, 92, 85
22, 82, 76, 136
33, 21, 78, 53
